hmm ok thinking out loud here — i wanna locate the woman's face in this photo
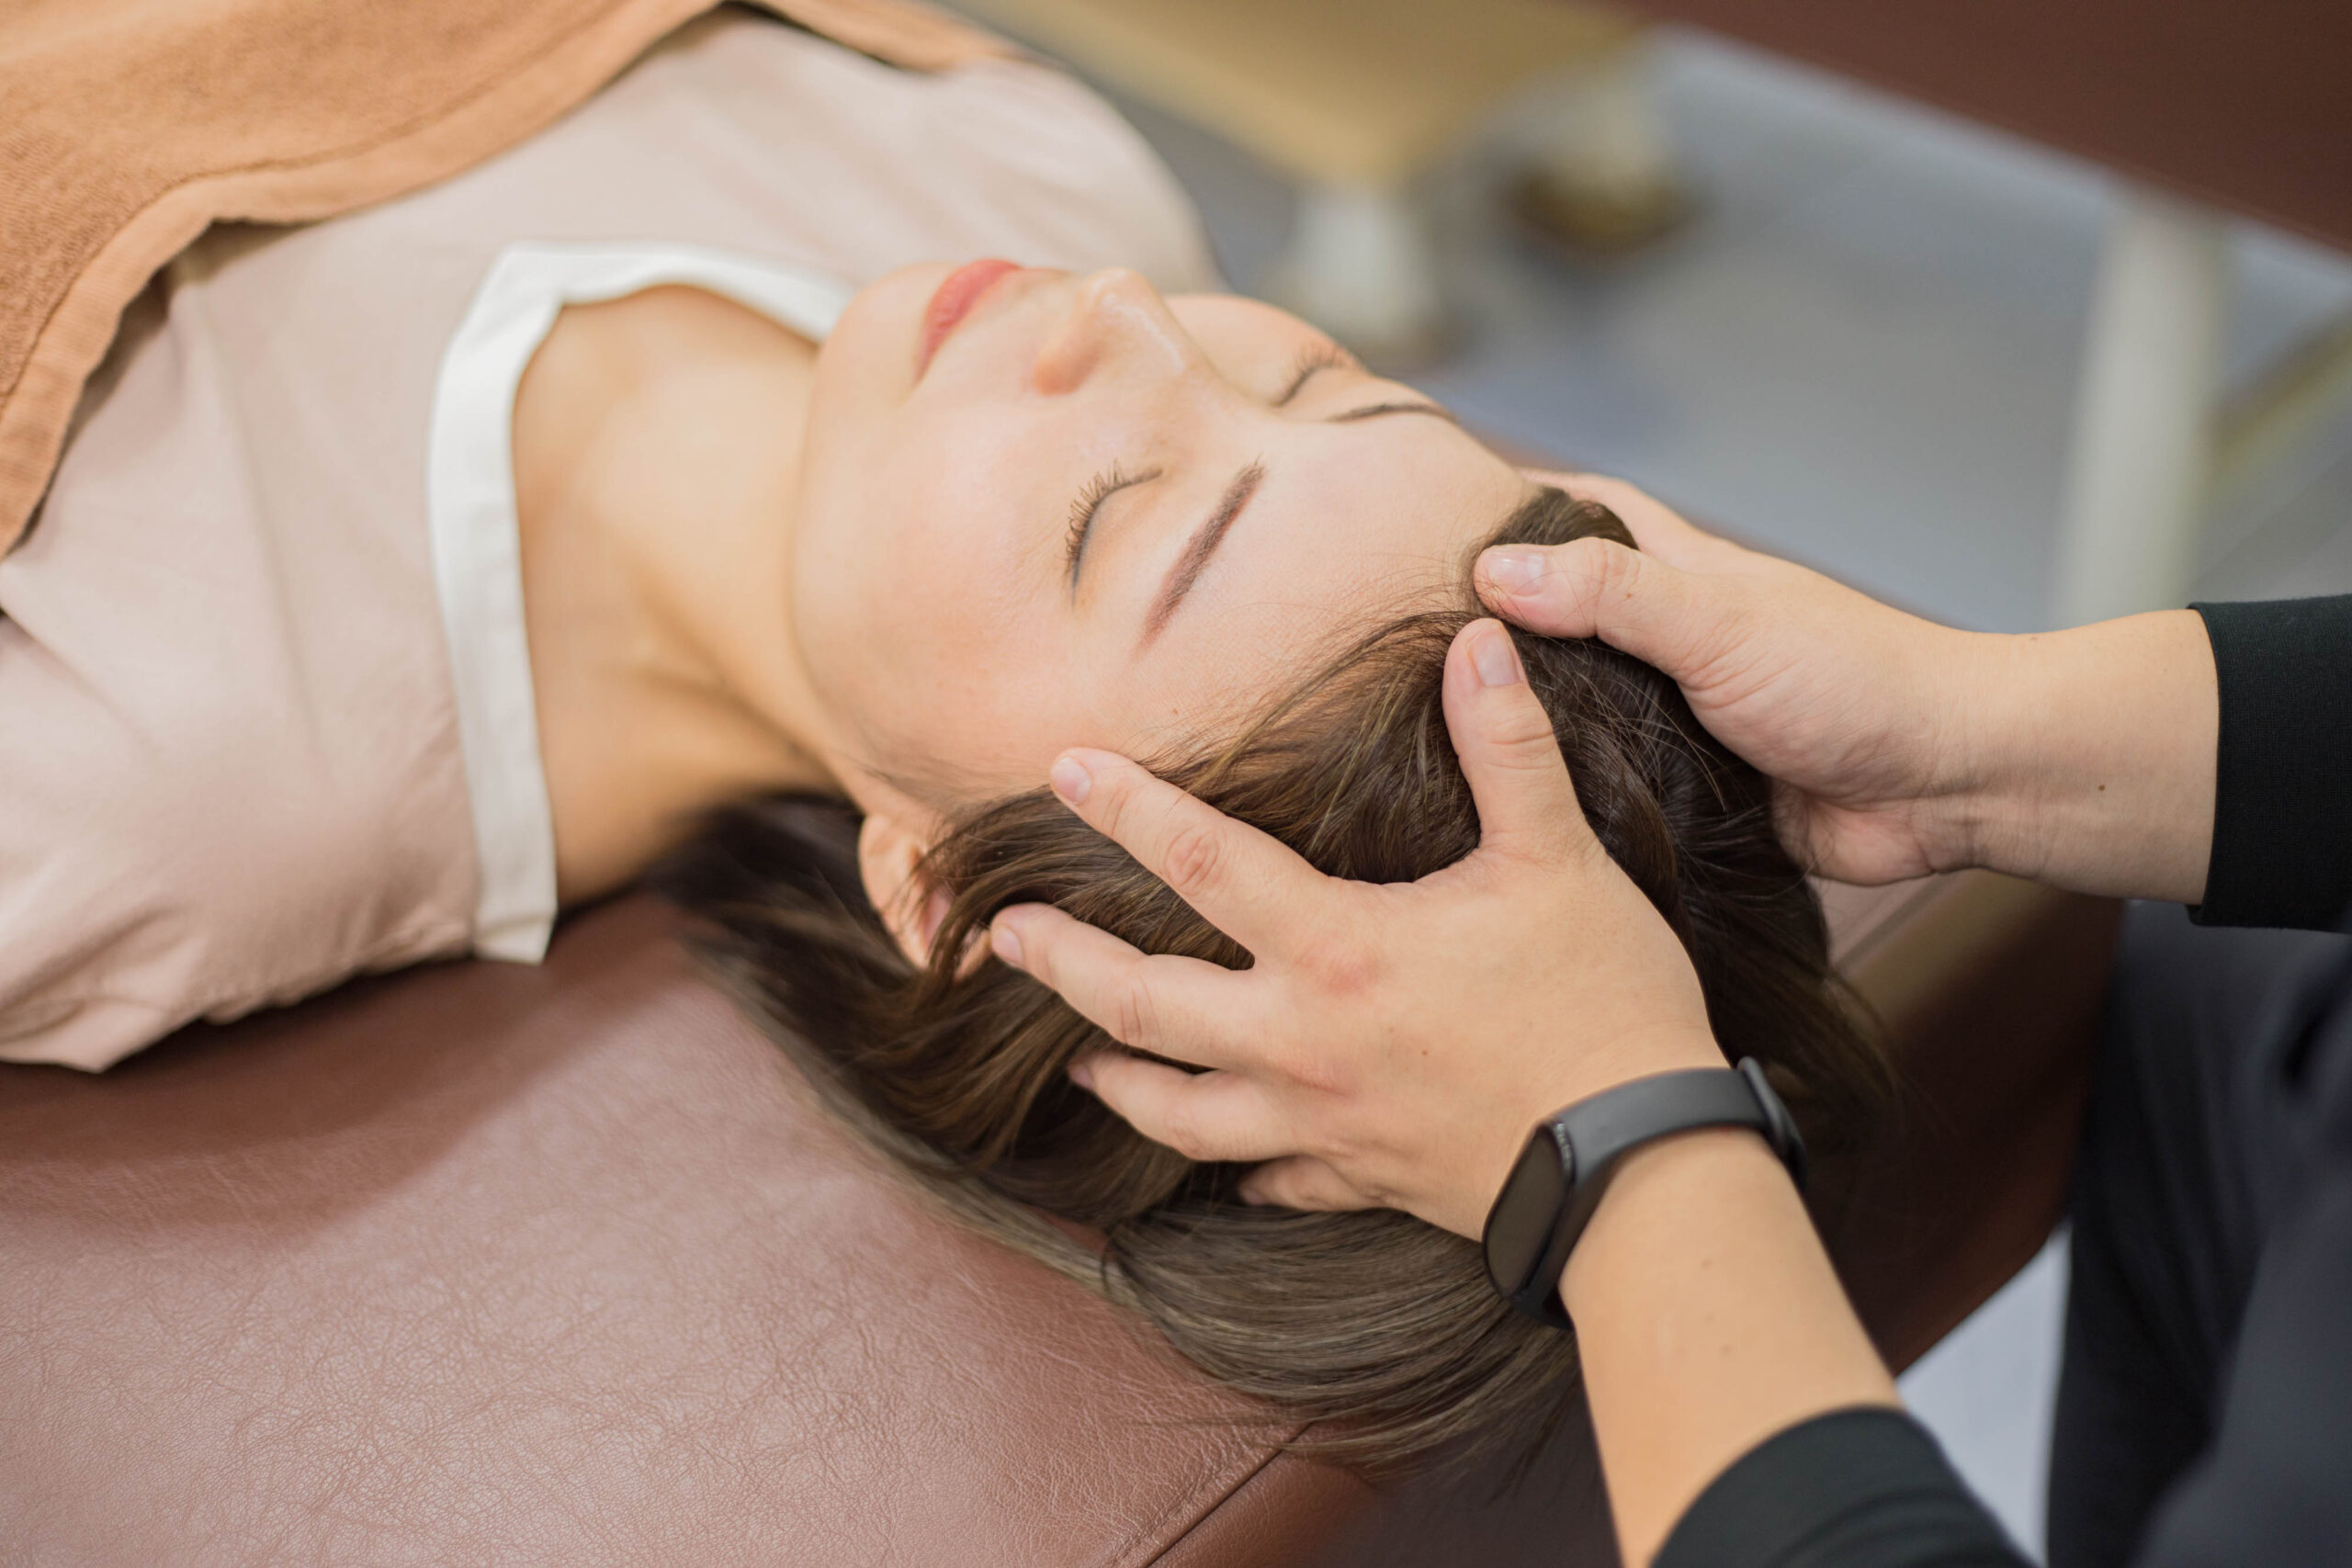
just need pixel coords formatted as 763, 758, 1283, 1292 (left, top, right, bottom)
792, 262, 1528, 812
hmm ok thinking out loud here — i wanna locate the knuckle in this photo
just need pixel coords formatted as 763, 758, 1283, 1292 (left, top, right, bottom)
1109, 977, 1161, 1051
1157, 1100, 1210, 1162
1485, 697, 1564, 761
1587, 537, 1646, 603
1298, 1171, 1353, 1211
1296, 921, 1380, 999
1285, 1048, 1351, 1100
1159, 820, 1227, 900
1091, 770, 1138, 839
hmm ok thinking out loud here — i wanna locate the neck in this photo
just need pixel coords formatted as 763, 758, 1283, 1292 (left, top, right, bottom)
513, 285, 842, 902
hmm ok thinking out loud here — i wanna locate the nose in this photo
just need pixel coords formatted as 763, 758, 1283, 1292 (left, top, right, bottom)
1029, 267, 1196, 396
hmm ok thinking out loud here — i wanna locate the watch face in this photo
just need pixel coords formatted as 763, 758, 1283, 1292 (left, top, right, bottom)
1484, 1126, 1573, 1292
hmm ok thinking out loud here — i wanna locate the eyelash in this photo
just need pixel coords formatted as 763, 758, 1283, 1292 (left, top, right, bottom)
1066, 460, 1152, 582
1060, 342, 1350, 587
1279, 340, 1352, 404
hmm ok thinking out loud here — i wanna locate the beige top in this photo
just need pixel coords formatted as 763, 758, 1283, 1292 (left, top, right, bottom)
0, 9, 1215, 1071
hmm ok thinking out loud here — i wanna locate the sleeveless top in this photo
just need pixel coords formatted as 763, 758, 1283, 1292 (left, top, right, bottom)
0, 8, 1215, 1069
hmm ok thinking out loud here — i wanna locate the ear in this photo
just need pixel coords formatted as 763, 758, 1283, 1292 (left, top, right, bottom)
857, 810, 953, 968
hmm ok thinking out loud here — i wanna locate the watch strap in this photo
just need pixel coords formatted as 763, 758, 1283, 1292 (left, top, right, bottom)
1484, 1060, 1806, 1328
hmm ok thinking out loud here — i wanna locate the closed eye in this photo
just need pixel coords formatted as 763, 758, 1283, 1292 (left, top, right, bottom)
1274, 341, 1453, 424
1066, 461, 1159, 591
1275, 340, 1354, 407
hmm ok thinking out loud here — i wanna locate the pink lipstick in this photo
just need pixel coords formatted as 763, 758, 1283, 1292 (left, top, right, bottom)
916, 258, 1023, 376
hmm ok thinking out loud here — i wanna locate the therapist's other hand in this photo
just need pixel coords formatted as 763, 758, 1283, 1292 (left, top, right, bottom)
1487, 474, 2219, 904
986, 618, 1725, 1241
1484, 474, 1994, 886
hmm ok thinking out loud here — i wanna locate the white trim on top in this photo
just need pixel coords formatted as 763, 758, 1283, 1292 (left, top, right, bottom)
425, 241, 854, 962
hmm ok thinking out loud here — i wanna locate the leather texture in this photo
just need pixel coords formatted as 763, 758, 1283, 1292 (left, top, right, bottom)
0, 877, 2116, 1564
1826, 874, 2122, 1370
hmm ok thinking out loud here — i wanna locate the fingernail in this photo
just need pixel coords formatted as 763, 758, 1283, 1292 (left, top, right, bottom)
1483, 547, 1544, 592
989, 921, 1023, 969
1238, 1184, 1268, 1207
1049, 754, 1092, 806
1067, 1058, 1095, 1090
1471, 622, 1524, 687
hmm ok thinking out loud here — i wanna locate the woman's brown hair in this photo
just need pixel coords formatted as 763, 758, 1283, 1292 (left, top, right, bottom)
657, 486, 1887, 1472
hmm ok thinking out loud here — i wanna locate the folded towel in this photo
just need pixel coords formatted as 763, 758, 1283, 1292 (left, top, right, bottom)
0, 0, 1005, 552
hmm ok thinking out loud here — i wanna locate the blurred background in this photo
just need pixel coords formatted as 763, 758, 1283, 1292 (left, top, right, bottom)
938, 1, 2352, 1557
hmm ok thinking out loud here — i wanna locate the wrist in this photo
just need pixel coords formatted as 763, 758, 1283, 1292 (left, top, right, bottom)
1556, 1124, 1897, 1567
1935, 613, 2218, 899
1897, 627, 2028, 876
1558, 1126, 1781, 1313
1933, 629, 2052, 877
1487, 1057, 1799, 1325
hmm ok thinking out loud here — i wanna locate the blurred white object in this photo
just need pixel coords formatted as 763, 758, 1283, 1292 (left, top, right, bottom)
1271, 182, 1444, 362
2052, 187, 2230, 626
1899, 1227, 2071, 1562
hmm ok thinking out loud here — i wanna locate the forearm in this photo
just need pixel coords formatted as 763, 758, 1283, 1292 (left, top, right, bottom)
1560, 1129, 1899, 1567
1951, 609, 2217, 904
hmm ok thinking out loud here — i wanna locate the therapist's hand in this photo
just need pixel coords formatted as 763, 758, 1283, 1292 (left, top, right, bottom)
986, 618, 1725, 1242
1487, 474, 1994, 886
1486, 474, 2218, 902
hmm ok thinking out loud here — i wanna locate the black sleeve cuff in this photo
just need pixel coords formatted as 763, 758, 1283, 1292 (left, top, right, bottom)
2188, 596, 2352, 932
1657, 1407, 2028, 1568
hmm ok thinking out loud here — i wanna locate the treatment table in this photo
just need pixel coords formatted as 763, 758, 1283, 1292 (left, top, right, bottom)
0, 874, 2114, 1564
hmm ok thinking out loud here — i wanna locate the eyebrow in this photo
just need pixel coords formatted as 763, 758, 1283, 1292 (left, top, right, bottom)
1141, 459, 1263, 645
1327, 399, 1460, 427
1132, 400, 1464, 644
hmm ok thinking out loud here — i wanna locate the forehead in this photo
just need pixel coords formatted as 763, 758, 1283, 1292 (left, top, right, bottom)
1096, 414, 1526, 753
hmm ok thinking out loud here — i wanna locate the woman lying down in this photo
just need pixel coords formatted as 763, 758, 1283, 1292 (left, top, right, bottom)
3, 7, 1883, 1470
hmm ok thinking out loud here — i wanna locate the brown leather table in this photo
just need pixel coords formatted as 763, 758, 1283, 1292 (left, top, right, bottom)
0, 874, 2115, 1565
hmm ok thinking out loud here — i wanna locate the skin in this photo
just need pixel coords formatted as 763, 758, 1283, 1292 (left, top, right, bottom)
988, 489, 2221, 1563
1479, 475, 2220, 904
508, 264, 1530, 938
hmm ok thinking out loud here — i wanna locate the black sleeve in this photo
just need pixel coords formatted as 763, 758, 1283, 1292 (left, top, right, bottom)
2128, 1156, 2352, 1567
1656, 1407, 2029, 1568
2187, 596, 2352, 932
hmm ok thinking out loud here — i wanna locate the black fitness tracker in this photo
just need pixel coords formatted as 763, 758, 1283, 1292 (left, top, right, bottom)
1480, 1058, 1807, 1328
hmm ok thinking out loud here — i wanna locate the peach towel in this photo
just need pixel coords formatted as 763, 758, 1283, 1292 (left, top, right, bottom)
0, 0, 1008, 552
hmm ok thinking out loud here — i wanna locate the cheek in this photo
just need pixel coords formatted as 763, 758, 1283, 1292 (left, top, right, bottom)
792, 413, 1091, 784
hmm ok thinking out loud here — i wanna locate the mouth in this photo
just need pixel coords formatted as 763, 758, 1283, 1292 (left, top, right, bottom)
915, 258, 1030, 377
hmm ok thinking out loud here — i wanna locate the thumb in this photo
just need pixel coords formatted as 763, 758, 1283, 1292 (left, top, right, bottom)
1442, 619, 1596, 867
1476, 536, 1722, 686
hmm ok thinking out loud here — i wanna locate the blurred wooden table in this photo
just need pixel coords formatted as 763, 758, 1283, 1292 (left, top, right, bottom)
952, 0, 1667, 357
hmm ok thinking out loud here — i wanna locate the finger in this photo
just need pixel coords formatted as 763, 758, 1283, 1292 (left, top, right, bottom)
1476, 533, 1735, 685
1237, 1156, 1374, 1213
1045, 748, 1332, 961
992, 903, 1261, 1071
1441, 619, 1598, 867
1075, 1053, 1296, 1164
1555, 473, 1738, 569
1517, 466, 1587, 489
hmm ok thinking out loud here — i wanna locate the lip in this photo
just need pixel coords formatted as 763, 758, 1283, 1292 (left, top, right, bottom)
915, 258, 1027, 377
